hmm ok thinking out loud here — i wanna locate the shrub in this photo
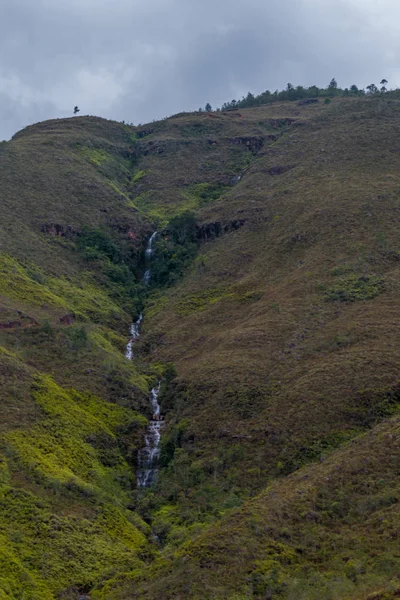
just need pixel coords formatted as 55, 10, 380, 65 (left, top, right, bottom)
325, 274, 384, 302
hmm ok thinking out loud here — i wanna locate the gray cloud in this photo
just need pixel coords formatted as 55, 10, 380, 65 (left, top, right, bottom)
0, 0, 399, 139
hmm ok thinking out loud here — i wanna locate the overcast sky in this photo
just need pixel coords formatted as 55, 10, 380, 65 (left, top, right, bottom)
0, 0, 399, 140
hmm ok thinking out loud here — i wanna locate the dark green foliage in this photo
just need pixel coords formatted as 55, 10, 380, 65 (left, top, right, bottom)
188, 182, 230, 206
77, 227, 122, 264
151, 212, 199, 286
219, 79, 369, 110
102, 262, 133, 286
159, 419, 189, 468
75, 226, 144, 315
158, 363, 188, 465
168, 212, 197, 244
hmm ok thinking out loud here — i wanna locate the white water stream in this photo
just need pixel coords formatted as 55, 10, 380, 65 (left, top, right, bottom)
136, 383, 164, 487
125, 232, 164, 488
125, 312, 142, 361
143, 231, 157, 285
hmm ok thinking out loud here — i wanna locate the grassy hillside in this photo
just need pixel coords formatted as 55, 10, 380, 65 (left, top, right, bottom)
1, 93, 400, 598
0, 117, 157, 598
128, 94, 400, 598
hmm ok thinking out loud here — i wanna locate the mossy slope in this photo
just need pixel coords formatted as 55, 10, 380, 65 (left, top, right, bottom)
0, 373, 149, 599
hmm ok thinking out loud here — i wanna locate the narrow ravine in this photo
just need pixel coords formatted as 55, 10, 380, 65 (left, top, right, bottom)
125, 231, 164, 488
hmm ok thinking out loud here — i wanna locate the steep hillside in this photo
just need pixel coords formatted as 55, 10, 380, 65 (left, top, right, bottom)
1, 93, 400, 599
122, 95, 400, 599
0, 117, 155, 598
142, 95, 400, 496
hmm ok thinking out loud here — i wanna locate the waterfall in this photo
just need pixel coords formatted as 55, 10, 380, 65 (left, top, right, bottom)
145, 231, 158, 258
136, 382, 164, 488
125, 312, 143, 360
124, 231, 164, 488
124, 231, 157, 359
143, 231, 157, 285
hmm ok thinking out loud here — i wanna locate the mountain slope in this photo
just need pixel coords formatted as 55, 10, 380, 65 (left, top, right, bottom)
105, 412, 400, 599
1, 94, 400, 598
0, 117, 155, 598
139, 96, 400, 495
127, 94, 400, 598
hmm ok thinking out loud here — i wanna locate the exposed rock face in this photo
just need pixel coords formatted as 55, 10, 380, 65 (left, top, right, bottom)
59, 313, 75, 325
196, 219, 246, 241
41, 223, 78, 237
230, 136, 266, 154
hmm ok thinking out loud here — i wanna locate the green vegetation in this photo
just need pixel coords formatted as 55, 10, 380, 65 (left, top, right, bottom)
3, 92, 400, 599
176, 286, 233, 315
0, 375, 149, 598
325, 274, 384, 302
185, 182, 230, 207
217, 77, 391, 111
80, 146, 111, 166
151, 212, 199, 286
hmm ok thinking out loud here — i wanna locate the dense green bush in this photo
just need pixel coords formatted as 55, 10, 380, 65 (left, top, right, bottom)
151, 212, 199, 286
75, 227, 146, 316
77, 227, 121, 264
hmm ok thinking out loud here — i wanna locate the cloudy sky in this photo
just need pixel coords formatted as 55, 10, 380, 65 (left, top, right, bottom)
0, 0, 399, 139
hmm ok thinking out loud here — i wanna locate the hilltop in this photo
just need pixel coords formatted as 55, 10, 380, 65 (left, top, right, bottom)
1, 93, 400, 599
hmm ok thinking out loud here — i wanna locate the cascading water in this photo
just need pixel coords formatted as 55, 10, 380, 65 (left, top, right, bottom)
136, 383, 164, 487
125, 312, 142, 360
125, 231, 157, 360
124, 231, 164, 488
143, 231, 157, 285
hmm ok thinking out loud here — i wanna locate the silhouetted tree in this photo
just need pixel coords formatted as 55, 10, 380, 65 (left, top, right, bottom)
366, 84, 378, 94
328, 78, 338, 90
245, 92, 255, 106
73, 106, 80, 115
205, 103, 212, 112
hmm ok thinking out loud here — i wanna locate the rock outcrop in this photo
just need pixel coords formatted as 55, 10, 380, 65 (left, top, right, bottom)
196, 219, 246, 241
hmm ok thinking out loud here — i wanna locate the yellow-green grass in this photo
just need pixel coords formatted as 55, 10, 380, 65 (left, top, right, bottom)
0, 375, 150, 598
